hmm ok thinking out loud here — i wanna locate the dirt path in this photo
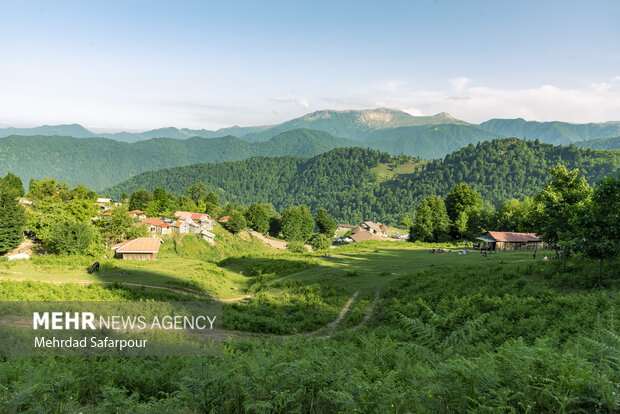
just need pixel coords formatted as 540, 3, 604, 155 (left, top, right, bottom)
4, 239, 34, 256
323, 291, 359, 332
2, 275, 365, 341
0, 274, 296, 303
348, 289, 381, 331
252, 232, 313, 252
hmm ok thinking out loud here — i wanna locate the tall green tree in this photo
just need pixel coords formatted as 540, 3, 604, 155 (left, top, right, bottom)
444, 183, 483, 223
494, 197, 536, 232
129, 189, 153, 211
315, 208, 337, 236
0, 181, 26, 254
246, 203, 275, 234
563, 175, 620, 286
27, 178, 70, 201
187, 182, 208, 204
410, 196, 450, 242
2, 172, 24, 197
410, 204, 433, 242
281, 205, 314, 242
534, 163, 592, 270
223, 210, 247, 234
445, 183, 483, 238
205, 192, 220, 217
153, 187, 169, 212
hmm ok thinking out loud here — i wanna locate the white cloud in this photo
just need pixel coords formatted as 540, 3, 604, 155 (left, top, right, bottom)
353, 77, 620, 123
450, 76, 472, 93
295, 98, 310, 108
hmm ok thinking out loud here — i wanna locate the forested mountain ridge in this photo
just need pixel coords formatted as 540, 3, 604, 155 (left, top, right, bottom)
364, 123, 497, 159
574, 136, 620, 150
106, 139, 620, 224
479, 118, 620, 145
238, 108, 469, 141
0, 123, 273, 142
5, 109, 620, 162
0, 129, 355, 190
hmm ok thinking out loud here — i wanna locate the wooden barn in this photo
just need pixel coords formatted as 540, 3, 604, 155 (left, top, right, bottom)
112, 238, 163, 261
476, 231, 544, 251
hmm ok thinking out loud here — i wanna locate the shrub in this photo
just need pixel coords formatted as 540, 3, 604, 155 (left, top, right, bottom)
287, 241, 306, 253
309, 234, 332, 251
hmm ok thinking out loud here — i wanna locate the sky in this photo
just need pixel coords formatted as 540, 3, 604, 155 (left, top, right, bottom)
1, 0, 619, 131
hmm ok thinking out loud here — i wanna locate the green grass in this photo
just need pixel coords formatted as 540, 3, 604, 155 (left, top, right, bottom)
0, 239, 619, 412
370, 159, 426, 182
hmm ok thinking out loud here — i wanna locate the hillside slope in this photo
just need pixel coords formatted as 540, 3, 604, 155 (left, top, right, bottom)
574, 136, 620, 150
479, 118, 620, 145
365, 124, 498, 159
0, 129, 355, 190
107, 139, 620, 223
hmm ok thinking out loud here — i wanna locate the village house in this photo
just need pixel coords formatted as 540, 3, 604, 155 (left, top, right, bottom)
351, 226, 384, 243
112, 238, 163, 261
142, 218, 172, 235
350, 225, 385, 243
476, 231, 544, 251
95, 198, 113, 212
361, 221, 389, 237
18, 198, 33, 206
128, 210, 147, 220
174, 211, 215, 230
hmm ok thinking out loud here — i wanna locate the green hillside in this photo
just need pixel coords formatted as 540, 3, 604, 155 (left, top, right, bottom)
365, 123, 498, 159
107, 139, 620, 223
574, 136, 620, 150
0, 129, 355, 190
479, 118, 620, 145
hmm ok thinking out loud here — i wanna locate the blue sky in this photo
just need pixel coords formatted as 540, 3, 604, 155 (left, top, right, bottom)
1, 0, 619, 130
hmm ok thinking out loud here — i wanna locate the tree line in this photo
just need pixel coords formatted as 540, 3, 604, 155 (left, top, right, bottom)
406, 164, 619, 283
106, 139, 620, 224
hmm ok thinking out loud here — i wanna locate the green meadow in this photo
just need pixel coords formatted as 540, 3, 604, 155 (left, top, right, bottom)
0, 233, 618, 412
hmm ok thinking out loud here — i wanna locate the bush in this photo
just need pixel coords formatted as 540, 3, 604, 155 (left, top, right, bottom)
310, 233, 332, 251
286, 241, 306, 253
42, 220, 100, 255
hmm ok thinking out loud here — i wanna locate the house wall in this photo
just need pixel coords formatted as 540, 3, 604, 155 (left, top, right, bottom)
495, 241, 544, 251
121, 253, 156, 261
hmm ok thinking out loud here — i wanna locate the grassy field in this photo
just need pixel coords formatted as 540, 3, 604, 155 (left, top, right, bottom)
1, 237, 618, 412
370, 159, 426, 182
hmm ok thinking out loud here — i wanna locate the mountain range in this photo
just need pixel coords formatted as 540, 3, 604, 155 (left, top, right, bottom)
4, 108, 620, 146
0, 129, 355, 190
3, 108, 620, 191
106, 139, 620, 223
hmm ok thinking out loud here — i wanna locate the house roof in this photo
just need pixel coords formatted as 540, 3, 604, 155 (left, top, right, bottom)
485, 231, 541, 243
363, 221, 388, 232
112, 238, 163, 253
142, 218, 170, 228
352, 225, 365, 234
337, 223, 356, 229
128, 210, 145, 214
351, 229, 383, 243
174, 211, 212, 221
218, 216, 230, 222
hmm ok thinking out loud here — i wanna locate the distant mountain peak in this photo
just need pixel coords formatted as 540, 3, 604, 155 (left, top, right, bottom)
435, 112, 455, 119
